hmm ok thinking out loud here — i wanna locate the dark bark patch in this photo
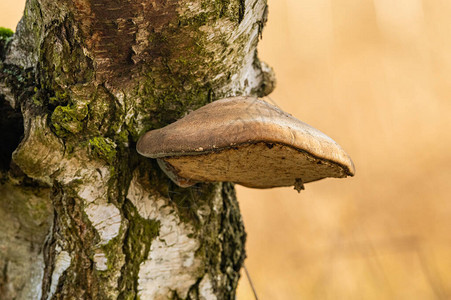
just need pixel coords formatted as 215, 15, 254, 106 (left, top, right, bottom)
219, 183, 246, 291
0, 97, 23, 171
76, 0, 180, 83
238, 0, 246, 23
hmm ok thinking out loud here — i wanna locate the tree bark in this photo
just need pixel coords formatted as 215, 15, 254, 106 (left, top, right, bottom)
0, 0, 274, 299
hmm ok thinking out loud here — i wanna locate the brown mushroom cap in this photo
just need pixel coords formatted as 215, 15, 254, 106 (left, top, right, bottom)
137, 96, 355, 189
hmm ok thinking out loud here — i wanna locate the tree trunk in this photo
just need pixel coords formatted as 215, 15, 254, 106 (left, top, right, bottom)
0, 0, 274, 299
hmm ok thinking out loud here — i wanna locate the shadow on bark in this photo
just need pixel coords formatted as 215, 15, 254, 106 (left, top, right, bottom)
0, 96, 23, 171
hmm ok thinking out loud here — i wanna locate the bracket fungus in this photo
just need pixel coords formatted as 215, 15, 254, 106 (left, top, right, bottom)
137, 96, 355, 192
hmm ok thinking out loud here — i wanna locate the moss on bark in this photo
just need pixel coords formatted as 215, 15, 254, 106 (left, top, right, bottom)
118, 199, 160, 299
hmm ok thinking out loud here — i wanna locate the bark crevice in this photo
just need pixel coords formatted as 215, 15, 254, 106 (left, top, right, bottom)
0, 96, 23, 171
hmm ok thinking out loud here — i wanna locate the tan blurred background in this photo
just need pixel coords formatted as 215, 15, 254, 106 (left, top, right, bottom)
1, 0, 450, 299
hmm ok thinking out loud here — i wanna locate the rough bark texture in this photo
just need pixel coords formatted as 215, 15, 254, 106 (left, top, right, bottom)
0, 0, 274, 299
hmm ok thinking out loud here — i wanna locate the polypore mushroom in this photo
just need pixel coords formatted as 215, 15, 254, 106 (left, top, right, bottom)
137, 96, 354, 192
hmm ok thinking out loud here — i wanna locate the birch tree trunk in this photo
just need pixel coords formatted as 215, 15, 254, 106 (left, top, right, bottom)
0, 0, 274, 299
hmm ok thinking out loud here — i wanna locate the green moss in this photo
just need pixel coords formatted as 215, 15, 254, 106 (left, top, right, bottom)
178, 12, 210, 27
198, 0, 244, 22
148, 31, 168, 45
114, 129, 129, 145
118, 199, 160, 299
96, 222, 126, 275
0, 27, 13, 39
51, 103, 88, 136
38, 17, 95, 104
132, 32, 215, 137
84, 85, 123, 138
49, 90, 69, 105
89, 136, 117, 164
134, 75, 213, 138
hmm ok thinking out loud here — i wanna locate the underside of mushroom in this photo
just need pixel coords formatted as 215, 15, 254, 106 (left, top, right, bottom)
137, 97, 355, 191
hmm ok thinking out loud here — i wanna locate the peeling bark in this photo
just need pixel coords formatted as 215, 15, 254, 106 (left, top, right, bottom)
0, 0, 274, 298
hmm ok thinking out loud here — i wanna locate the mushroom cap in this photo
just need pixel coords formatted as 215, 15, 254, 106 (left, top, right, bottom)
137, 96, 355, 189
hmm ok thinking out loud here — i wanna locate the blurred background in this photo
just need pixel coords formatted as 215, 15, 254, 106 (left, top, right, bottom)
1, 0, 450, 299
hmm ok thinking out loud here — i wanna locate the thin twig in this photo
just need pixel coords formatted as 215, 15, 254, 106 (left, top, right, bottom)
244, 264, 259, 300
